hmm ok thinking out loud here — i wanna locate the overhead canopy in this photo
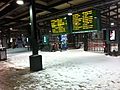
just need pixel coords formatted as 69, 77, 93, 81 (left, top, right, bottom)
0, 0, 119, 30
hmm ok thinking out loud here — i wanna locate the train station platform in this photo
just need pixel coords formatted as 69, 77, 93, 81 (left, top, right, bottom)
0, 48, 120, 90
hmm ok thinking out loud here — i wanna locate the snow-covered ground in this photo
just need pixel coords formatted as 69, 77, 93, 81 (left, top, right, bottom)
2, 48, 120, 90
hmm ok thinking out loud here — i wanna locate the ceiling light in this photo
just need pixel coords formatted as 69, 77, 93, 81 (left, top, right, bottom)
68, 12, 72, 16
68, 9, 73, 16
16, 0, 24, 5
10, 28, 13, 30
67, 3, 73, 16
111, 22, 114, 26
29, 23, 31, 25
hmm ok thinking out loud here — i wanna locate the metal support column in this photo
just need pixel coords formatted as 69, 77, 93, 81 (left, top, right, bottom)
29, 0, 42, 71
117, 3, 120, 54
7, 29, 11, 48
106, 7, 111, 54
84, 33, 88, 51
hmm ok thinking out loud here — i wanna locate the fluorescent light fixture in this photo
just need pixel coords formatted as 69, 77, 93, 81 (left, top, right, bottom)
26, 38, 28, 42
68, 12, 72, 16
64, 17, 67, 19
10, 28, 13, 30
111, 22, 114, 26
10, 38, 13, 42
94, 17, 97, 19
29, 23, 31, 25
16, 0, 24, 5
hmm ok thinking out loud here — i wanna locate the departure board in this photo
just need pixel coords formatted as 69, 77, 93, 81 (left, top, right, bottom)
72, 10, 98, 32
51, 17, 68, 34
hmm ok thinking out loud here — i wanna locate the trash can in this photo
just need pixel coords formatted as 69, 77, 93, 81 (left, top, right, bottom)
0, 47, 7, 61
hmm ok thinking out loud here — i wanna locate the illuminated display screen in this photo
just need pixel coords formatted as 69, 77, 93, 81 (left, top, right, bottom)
110, 30, 116, 41
51, 17, 68, 34
72, 10, 98, 32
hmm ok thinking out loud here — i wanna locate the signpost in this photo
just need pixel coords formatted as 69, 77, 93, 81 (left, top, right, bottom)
50, 10, 100, 52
